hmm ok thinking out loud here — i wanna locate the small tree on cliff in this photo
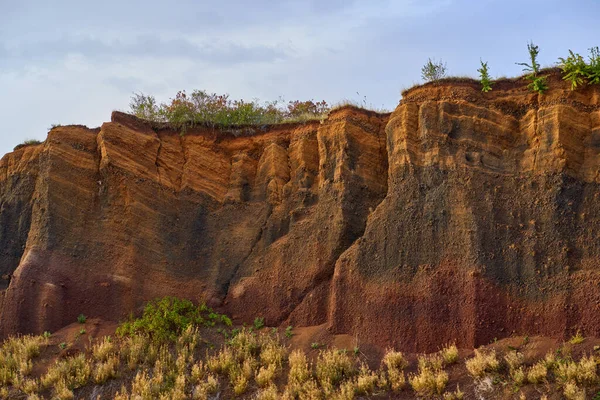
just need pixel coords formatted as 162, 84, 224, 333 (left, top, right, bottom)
421, 58, 447, 82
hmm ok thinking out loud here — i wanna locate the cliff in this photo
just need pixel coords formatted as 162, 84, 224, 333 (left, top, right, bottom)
1, 70, 599, 351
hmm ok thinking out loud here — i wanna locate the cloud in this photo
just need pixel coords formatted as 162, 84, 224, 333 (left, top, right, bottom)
0, 35, 292, 69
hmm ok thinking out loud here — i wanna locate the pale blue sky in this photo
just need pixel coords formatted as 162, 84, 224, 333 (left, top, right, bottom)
1, 0, 599, 156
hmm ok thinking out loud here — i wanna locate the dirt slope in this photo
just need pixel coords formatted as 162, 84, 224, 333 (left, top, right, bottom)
1, 70, 599, 352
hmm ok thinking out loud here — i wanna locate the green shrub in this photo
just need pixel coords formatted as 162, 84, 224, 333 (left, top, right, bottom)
421, 58, 447, 82
285, 326, 294, 339
478, 60, 493, 92
116, 297, 230, 342
586, 46, 600, 84
129, 93, 160, 121
559, 50, 588, 90
253, 317, 265, 330
77, 314, 87, 324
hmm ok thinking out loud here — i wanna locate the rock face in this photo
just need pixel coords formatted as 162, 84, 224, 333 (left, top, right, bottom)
1, 70, 600, 351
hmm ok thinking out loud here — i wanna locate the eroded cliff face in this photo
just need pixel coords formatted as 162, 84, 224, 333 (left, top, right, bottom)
1, 71, 599, 351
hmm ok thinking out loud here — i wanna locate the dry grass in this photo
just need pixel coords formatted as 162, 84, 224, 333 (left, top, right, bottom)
382, 349, 408, 370
1, 311, 599, 400
41, 353, 91, 393
381, 348, 408, 392
563, 382, 586, 400
556, 355, 598, 386
465, 349, 500, 378
255, 385, 279, 400
92, 336, 116, 361
0, 334, 44, 386
569, 330, 585, 345
441, 343, 459, 365
409, 366, 448, 396
442, 384, 464, 400
315, 349, 355, 389
527, 361, 548, 384
510, 366, 526, 386
504, 351, 524, 371
355, 363, 378, 394
93, 355, 120, 383
256, 363, 276, 387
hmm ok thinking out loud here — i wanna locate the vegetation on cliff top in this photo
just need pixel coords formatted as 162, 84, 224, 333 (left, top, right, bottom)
129, 90, 331, 132
0, 297, 598, 399
418, 42, 600, 94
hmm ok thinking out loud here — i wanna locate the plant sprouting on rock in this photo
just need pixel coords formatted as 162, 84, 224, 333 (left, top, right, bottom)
517, 41, 548, 93
517, 41, 541, 75
421, 58, 447, 82
587, 46, 600, 84
478, 59, 493, 92
559, 50, 588, 90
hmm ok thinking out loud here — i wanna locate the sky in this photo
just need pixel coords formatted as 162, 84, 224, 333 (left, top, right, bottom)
1, 0, 599, 157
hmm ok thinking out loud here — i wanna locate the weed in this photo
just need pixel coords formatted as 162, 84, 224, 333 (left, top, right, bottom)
58, 342, 67, 350
587, 46, 600, 84
315, 348, 355, 388
409, 366, 448, 396
92, 336, 116, 362
527, 361, 548, 384
421, 58, 447, 82
355, 363, 378, 394
41, 354, 91, 391
382, 349, 408, 371
517, 42, 541, 75
253, 317, 265, 330
287, 350, 311, 387
311, 342, 323, 350
418, 354, 444, 371
556, 355, 598, 386
256, 363, 277, 387
511, 366, 526, 386
255, 385, 279, 400
559, 50, 588, 90
504, 351, 524, 371
563, 382, 586, 400
93, 355, 120, 383
441, 343, 459, 365
478, 60, 493, 92
382, 349, 408, 391
465, 349, 500, 378
517, 41, 548, 93
285, 325, 294, 339
569, 330, 585, 345
443, 384, 465, 400
77, 314, 87, 324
